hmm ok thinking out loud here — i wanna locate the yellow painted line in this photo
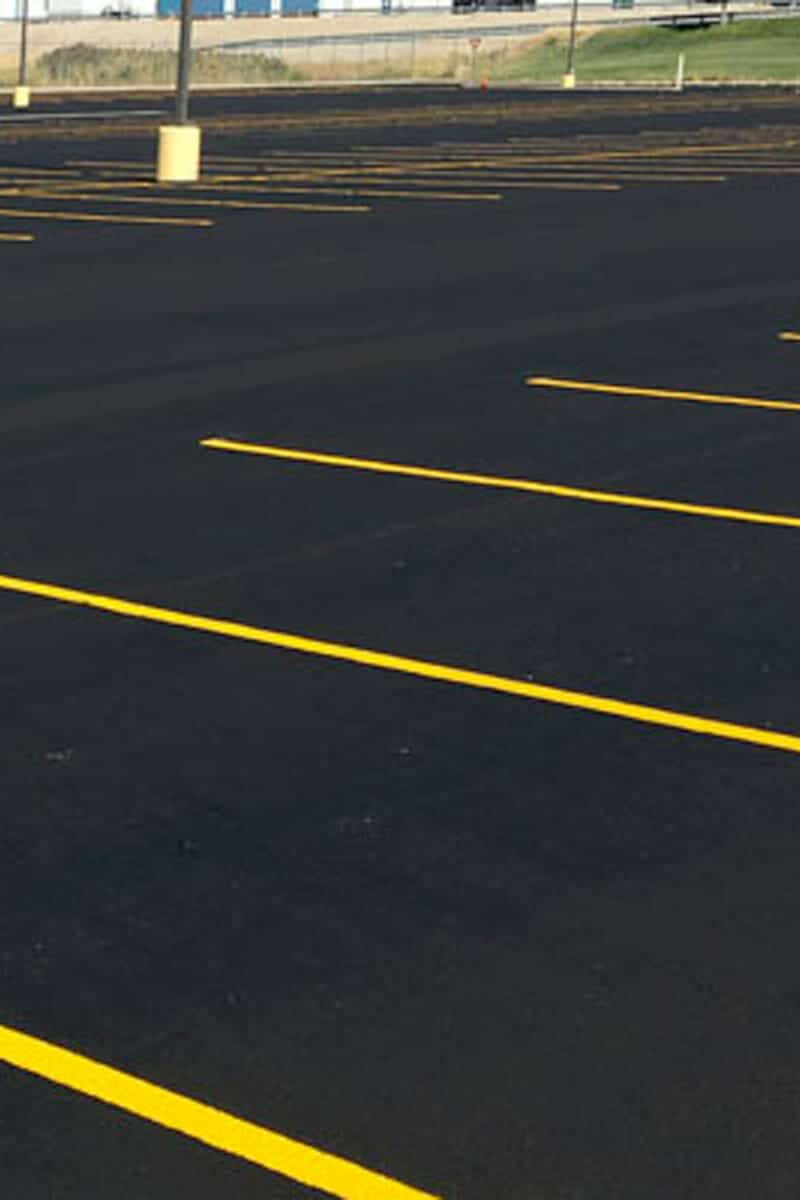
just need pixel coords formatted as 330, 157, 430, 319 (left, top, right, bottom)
0, 206, 212, 228
467, 170, 727, 183
778, 331, 800, 342
238, 186, 501, 203
18, 189, 371, 215
0, 1023, 439, 1200
1, 569, 800, 756
528, 375, 800, 414
209, 171, 620, 194
240, 163, 728, 185
0, 166, 82, 177
196, 180, 503, 202
14, 177, 499, 204
495, 140, 799, 165
0, 231, 33, 242
201, 437, 800, 534
65, 158, 151, 170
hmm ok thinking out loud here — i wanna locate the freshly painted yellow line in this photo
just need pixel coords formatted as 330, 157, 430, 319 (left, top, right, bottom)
18, 189, 371, 215
0, 1023, 439, 1200
202, 180, 504, 202
528, 375, 800, 414
65, 158, 151, 171
238, 163, 727, 185
201, 437, 800, 534
201, 159, 726, 184
0, 165, 82, 177
23, 177, 501, 204
0, 206, 212, 228
778, 331, 800, 342
236, 185, 502, 203
495, 140, 798, 166
0, 231, 33, 242
210, 171, 620, 194
1, 570, 799, 755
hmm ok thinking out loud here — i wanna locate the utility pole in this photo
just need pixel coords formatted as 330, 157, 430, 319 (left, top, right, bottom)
156, 0, 201, 182
563, 0, 579, 89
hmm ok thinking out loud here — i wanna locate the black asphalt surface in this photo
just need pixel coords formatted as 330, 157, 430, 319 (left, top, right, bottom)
4, 86, 800, 1200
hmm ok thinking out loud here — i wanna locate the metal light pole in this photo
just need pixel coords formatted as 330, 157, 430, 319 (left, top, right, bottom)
563, 0, 579, 89
156, 0, 201, 182
13, 0, 31, 109
175, 0, 193, 126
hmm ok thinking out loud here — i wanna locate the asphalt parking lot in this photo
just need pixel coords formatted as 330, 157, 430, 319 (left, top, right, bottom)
4, 84, 800, 1200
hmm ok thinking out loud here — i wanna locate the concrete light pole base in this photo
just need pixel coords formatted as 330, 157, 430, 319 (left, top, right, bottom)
156, 125, 201, 184
11, 86, 30, 110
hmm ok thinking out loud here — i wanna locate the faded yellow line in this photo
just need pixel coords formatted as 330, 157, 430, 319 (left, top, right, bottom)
201, 437, 800, 533
0, 205, 211, 228
0, 1023, 439, 1200
778, 331, 800, 342
528, 375, 800, 414
1, 570, 799, 755
0, 231, 33, 242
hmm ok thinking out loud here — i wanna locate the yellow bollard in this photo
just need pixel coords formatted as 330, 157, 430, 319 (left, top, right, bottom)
11, 86, 30, 110
562, 72, 576, 90
156, 125, 201, 184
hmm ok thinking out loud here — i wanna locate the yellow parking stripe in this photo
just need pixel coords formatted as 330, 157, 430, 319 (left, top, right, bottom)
0, 231, 33, 242
15, 189, 371, 215
0, 1023, 440, 1200
209, 171, 621, 194
528, 375, 800, 413
778, 331, 800, 342
0, 206, 212, 228
1, 570, 799, 755
34, 175, 502, 204
200, 437, 800, 533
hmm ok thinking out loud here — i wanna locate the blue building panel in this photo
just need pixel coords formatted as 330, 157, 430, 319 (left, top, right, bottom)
158, 0, 224, 14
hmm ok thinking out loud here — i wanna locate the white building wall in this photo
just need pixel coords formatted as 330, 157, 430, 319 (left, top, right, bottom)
318, 0, 384, 14
390, 0, 452, 9
45, 0, 156, 15
318, 0, 452, 11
